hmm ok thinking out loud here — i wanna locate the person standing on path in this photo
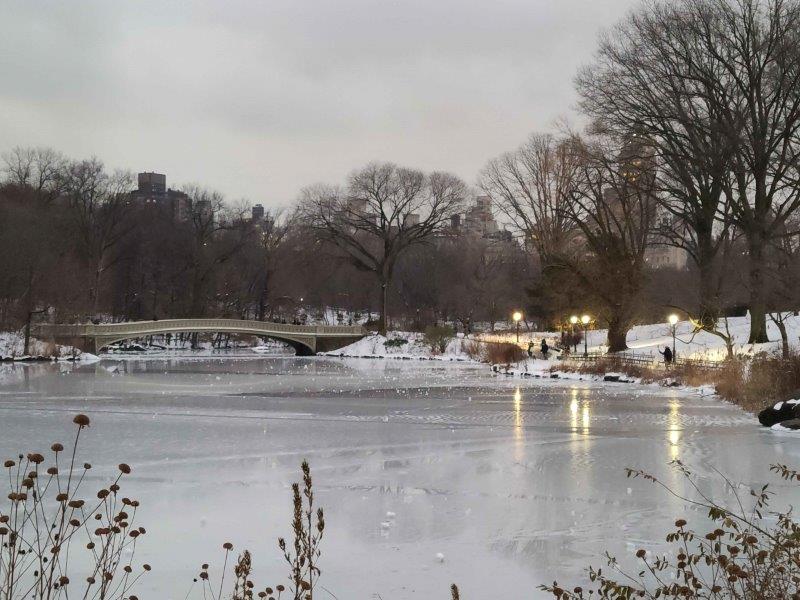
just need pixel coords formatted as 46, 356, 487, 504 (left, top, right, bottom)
658, 346, 673, 365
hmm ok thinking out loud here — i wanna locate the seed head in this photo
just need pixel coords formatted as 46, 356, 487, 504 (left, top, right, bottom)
118, 463, 131, 475
51, 443, 64, 452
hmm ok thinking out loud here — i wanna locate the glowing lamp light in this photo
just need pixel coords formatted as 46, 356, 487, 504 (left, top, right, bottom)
581, 315, 591, 325
512, 311, 523, 323
570, 315, 578, 325
668, 314, 679, 326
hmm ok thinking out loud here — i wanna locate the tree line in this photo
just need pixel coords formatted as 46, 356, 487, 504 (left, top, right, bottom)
0, 151, 532, 336
3, 0, 800, 352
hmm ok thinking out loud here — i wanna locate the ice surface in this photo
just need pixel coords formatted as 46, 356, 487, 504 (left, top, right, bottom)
0, 354, 796, 599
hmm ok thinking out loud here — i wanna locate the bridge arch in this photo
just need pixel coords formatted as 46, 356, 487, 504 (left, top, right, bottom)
96, 331, 316, 356
32, 319, 364, 356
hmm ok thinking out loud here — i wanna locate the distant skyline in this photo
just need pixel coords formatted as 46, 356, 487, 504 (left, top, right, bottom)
0, 0, 637, 207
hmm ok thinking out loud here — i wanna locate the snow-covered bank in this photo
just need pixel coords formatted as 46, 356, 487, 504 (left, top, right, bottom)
491, 357, 718, 399
0, 331, 92, 361
322, 329, 730, 401
320, 331, 479, 362
482, 313, 800, 361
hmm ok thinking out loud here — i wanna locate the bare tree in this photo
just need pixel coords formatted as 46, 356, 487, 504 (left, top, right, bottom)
575, 1, 737, 329
560, 135, 659, 351
253, 209, 290, 321
63, 159, 135, 316
692, 0, 800, 343
480, 133, 579, 265
2, 147, 67, 203
297, 162, 465, 334
178, 185, 252, 318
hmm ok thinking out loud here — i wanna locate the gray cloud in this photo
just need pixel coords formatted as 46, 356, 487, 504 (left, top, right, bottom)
0, 0, 636, 205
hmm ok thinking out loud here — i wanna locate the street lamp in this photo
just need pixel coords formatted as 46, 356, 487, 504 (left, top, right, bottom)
668, 313, 679, 363
512, 310, 523, 344
581, 314, 591, 357
570, 315, 579, 353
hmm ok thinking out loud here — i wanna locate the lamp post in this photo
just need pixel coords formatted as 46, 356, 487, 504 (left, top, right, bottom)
570, 315, 578, 353
668, 313, 679, 363
512, 311, 523, 344
581, 314, 591, 357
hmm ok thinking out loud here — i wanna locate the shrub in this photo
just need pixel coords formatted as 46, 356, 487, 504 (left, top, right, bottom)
712, 353, 800, 412
461, 339, 484, 361
481, 342, 527, 365
383, 337, 408, 348
540, 461, 800, 599
424, 325, 455, 354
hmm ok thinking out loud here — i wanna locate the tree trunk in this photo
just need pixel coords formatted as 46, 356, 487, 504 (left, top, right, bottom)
771, 313, 790, 358
696, 244, 720, 331
91, 267, 102, 316
606, 315, 630, 353
747, 237, 769, 344
777, 320, 789, 358
378, 279, 388, 335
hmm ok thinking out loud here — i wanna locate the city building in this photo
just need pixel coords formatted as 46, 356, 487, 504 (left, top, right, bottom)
128, 171, 193, 223
463, 195, 500, 237
403, 213, 420, 227
252, 203, 265, 222
645, 213, 689, 270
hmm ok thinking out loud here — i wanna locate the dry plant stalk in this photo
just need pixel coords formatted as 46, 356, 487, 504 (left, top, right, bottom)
0, 414, 150, 600
193, 460, 324, 600
541, 461, 800, 599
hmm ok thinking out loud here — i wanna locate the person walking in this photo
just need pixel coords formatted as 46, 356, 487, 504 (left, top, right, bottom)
541, 339, 550, 359
658, 346, 673, 365
527, 341, 535, 358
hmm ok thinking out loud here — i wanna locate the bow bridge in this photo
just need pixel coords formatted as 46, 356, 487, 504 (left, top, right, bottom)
33, 319, 365, 356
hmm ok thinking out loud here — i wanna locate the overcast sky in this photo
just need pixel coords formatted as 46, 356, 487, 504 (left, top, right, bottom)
0, 0, 637, 207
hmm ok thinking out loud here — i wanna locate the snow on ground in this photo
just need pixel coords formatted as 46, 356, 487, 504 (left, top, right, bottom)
321, 331, 478, 361
0, 330, 84, 360
474, 313, 800, 361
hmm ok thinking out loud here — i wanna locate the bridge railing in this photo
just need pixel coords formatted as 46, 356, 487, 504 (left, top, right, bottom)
33, 320, 364, 338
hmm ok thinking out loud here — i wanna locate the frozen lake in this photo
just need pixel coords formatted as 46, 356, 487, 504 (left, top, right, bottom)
0, 354, 796, 599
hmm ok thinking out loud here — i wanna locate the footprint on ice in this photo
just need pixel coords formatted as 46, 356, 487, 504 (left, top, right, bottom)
386, 511, 396, 518
380, 521, 392, 529
435, 552, 445, 563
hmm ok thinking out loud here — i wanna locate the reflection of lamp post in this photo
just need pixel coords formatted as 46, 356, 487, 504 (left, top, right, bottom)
512, 311, 523, 344
668, 313, 679, 363
581, 314, 591, 357
570, 315, 578, 353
